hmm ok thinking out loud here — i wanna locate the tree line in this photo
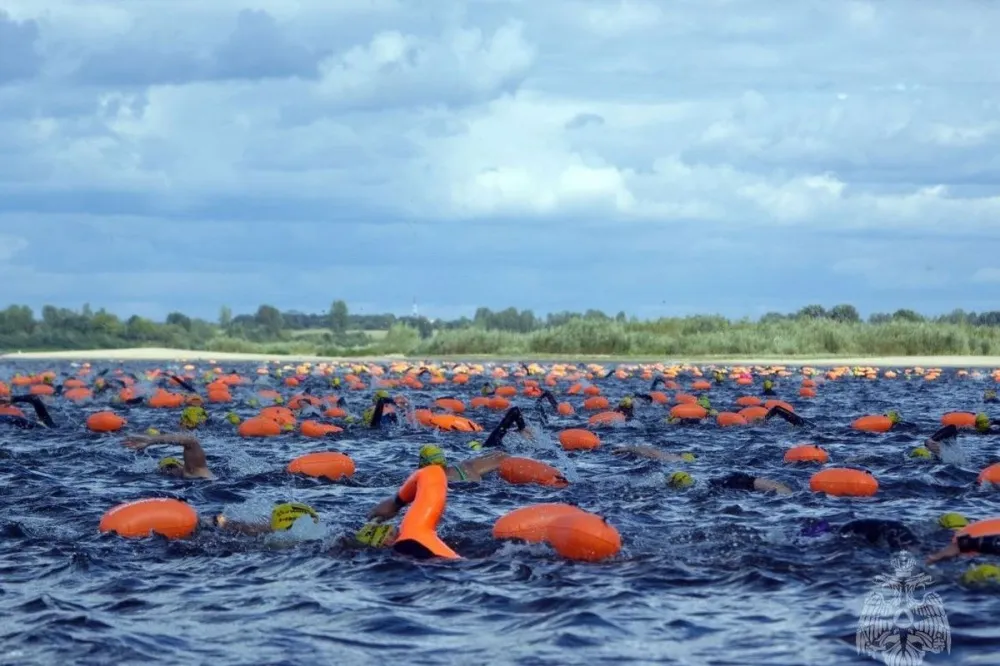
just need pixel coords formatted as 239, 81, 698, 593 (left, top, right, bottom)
1, 301, 1000, 357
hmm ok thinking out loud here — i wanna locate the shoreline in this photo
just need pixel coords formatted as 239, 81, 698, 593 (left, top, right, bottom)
2, 347, 1000, 368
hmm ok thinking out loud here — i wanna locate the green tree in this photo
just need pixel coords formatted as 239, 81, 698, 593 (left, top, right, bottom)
829, 304, 860, 323
219, 305, 233, 329
329, 300, 349, 334
255, 304, 283, 336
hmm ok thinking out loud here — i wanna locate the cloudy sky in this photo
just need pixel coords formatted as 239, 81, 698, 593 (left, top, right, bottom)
1, 0, 999, 323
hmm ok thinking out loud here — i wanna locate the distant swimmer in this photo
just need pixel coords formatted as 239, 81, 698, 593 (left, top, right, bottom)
708, 471, 792, 494
479, 406, 532, 448
762, 378, 777, 396
800, 518, 920, 550
764, 404, 808, 427
0, 394, 56, 429
206, 502, 320, 536
984, 389, 998, 404
124, 433, 213, 479
362, 392, 397, 428
415, 444, 507, 483
611, 445, 695, 463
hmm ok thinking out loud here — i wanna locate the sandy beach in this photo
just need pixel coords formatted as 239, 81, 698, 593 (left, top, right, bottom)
2, 347, 1000, 368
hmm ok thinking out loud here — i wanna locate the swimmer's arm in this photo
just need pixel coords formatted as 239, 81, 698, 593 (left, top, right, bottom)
462, 451, 509, 477
763, 405, 805, 427
611, 445, 677, 461
211, 515, 272, 536
753, 478, 792, 495
124, 434, 210, 477
368, 495, 405, 521
9, 395, 56, 428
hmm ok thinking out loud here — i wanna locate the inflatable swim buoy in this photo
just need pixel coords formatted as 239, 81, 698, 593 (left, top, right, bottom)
99, 498, 198, 540
492, 503, 588, 542
784, 445, 828, 464
809, 468, 878, 497
499, 457, 569, 488
288, 451, 355, 481
87, 411, 125, 433
546, 512, 621, 562
851, 415, 893, 433
558, 429, 601, 451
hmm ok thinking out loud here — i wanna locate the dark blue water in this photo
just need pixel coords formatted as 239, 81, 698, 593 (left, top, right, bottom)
2, 361, 1000, 666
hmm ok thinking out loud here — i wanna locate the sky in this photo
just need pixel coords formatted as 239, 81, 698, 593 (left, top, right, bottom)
1, 0, 999, 323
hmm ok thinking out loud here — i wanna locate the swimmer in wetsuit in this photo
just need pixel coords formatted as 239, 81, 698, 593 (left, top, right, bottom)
123, 433, 213, 479
927, 531, 1000, 564
362, 392, 397, 428
417, 444, 508, 483
205, 502, 321, 536
0, 394, 56, 429
611, 445, 696, 463
708, 471, 792, 494
762, 378, 777, 396
800, 518, 920, 550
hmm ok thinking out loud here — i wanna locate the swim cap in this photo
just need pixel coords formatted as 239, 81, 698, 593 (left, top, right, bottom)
887, 410, 901, 424
681, 452, 696, 462
938, 512, 969, 530
697, 395, 711, 409
180, 405, 207, 429
975, 413, 990, 432
419, 445, 447, 468
146, 427, 161, 436
619, 396, 633, 409
159, 457, 183, 470
355, 522, 396, 547
667, 471, 693, 489
374, 389, 389, 401
226, 412, 241, 425
909, 447, 932, 459
468, 440, 482, 450
800, 518, 831, 538
961, 563, 1000, 586
273, 395, 284, 405
270, 503, 319, 531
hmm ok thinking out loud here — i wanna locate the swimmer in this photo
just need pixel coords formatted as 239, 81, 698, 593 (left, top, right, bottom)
204, 502, 321, 536
0, 394, 56, 429
762, 378, 776, 396
927, 529, 1000, 564
416, 444, 508, 483
985, 389, 998, 404
481, 406, 531, 447
123, 433, 213, 479
708, 471, 792, 494
800, 517, 920, 550
362, 392, 397, 428
611, 445, 695, 463
764, 404, 809, 427
916, 424, 958, 460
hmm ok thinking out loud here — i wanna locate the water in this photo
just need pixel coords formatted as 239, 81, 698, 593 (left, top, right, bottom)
2, 362, 1000, 665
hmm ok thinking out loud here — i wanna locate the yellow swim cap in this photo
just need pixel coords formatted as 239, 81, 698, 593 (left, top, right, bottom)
619, 396, 633, 409
887, 410, 901, 424
910, 447, 932, 459
975, 412, 990, 432
180, 405, 207, 429
355, 522, 396, 547
938, 512, 969, 530
273, 396, 284, 405
374, 389, 389, 401
419, 445, 447, 467
681, 452, 696, 462
667, 471, 693, 489
226, 412, 241, 425
146, 427, 161, 436
961, 563, 1000, 586
270, 503, 319, 531
159, 457, 183, 470
468, 440, 482, 450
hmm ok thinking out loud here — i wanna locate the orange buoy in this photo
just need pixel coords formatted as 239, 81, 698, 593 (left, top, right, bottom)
798, 387, 816, 398
99, 498, 198, 540
784, 445, 828, 464
764, 400, 795, 413
583, 396, 609, 411
941, 412, 977, 429
288, 451, 355, 481
691, 380, 711, 391
260, 406, 295, 427
64, 387, 92, 402
487, 396, 510, 410
670, 404, 707, 420
736, 396, 762, 407
495, 385, 517, 398
648, 391, 668, 404
557, 402, 575, 416
87, 411, 125, 433
300, 420, 344, 438
238, 416, 282, 438
492, 503, 588, 543
470, 396, 490, 409
427, 414, 483, 432
546, 512, 621, 562
851, 415, 893, 433
558, 429, 601, 451
809, 468, 878, 497
434, 398, 466, 413
977, 463, 1000, 485
588, 411, 625, 427
957, 518, 1000, 540
148, 390, 184, 408
499, 457, 569, 488
674, 393, 697, 405
716, 412, 748, 427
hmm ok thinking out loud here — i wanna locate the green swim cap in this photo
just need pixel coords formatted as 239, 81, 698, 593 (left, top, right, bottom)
159, 457, 183, 470
146, 427, 161, 436
681, 452, 696, 463
619, 396, 633, 409
355, 522, 396, 547
273, 395, 284, 405
270, 502, 319, 531
961, 563, 1000, 586
468, 440, 482, 450
374, 389, 389, 401
910, 447, 932, 459
226, 412, 241, 425
667, 471, 693, 489
697, 395, 711, 409
180, 405, 207, 429
938, 512, 969, 530
419, 445, 447, 468
887, 410, 901, 424
975, 412, 990, 432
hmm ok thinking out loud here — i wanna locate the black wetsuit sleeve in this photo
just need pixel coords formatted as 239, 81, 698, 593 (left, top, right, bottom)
957, 534, 1000, 556
633, 393, 654, 403
710, 472, 756, 491
367, 397, 393, 429
538, 390, 559, 410
764, 405, 805, 427
10, 395, 55, 428
928, 425, 958, 442
484, 407, 525, 448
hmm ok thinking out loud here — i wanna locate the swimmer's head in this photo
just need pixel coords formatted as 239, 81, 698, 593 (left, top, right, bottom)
480, 383, 494, 396
158, 457, 184, 477
618, 396, 633, 410
975, 412, 990, 433
355, 521, 398, 548
667, 471, 693, 489
909, 446, 932, 459
961, 563, 1000, 586
374, 389, 389, 402
419, 445, 447, 468
800, 518, 832, 538
696, 395, 711, 409
938, 512, 969, 530
330, 377, 341, 388
226, 412, 241, 425
681, 452, 696, 462
985, 389, 997, 400
763, 379, 773, 389
180, 405, 207, 429
468, 440, 482, 451
270, 502, 319, 531
887, 410, 901, 425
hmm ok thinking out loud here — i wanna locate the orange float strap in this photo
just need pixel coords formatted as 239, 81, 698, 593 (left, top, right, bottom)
392, 465, 460, 560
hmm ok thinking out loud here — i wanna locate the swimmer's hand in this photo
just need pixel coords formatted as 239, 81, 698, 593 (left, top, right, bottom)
367, 498, 399, 521
926, 541, 960, 564
123, 436, 152, 450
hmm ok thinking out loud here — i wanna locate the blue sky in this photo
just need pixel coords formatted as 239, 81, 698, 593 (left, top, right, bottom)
1, 0, 999, 323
